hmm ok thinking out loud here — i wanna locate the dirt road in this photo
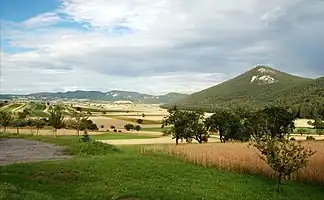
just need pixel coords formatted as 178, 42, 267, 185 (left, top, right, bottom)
0, 138, 71, 165
99, 136, 220, 145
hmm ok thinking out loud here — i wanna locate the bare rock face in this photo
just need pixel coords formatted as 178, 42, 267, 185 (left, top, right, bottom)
250, 67, 279, 85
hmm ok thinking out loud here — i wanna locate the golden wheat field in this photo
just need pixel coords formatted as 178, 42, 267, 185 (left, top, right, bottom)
142, 141, 324, 184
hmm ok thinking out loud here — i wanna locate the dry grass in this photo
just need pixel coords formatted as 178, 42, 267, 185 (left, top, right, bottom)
141, 142, 324, 184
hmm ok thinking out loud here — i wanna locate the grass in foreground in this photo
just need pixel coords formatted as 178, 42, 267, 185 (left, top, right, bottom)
1, 134, 323, 200
1, 150, 324, 200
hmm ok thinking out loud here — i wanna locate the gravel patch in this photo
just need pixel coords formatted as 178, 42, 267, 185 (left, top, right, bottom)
0, 138, 72, 165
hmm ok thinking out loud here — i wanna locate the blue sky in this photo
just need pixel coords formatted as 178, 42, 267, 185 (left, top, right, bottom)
1, 0, 324, 94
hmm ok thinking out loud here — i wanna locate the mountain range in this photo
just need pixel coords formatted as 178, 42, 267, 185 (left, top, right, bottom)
0, 90, 189, 104
163, 66, 324, 118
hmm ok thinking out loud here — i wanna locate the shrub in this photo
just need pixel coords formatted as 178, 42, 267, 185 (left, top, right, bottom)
69, 140, 120, 156
316, 129, 324, 136
297, 129, 307, 136
307, 120, 313, 126
80, 130, 91, 143
110, 125, 115, 129
290, 137, 296, 141
100, 125, 104, 128
135, 125, 141, 131
306, 136, 315, 141
252, 138, 316, 192
106, 129, 110, 132
137, 119, 143, 124
113, 129, 117, 132
118, 130, 122, 133
124, 123, 135, 131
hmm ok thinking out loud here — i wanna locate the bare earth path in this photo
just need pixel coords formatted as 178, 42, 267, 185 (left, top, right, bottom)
99, 136, 220, 145
0, 138, 72, 165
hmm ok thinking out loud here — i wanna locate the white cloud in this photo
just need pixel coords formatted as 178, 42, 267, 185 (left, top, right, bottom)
23, 12, 61, 28
1, 0, 324, 94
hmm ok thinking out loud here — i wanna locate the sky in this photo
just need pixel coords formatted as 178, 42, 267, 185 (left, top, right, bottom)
0, 0, 324, 95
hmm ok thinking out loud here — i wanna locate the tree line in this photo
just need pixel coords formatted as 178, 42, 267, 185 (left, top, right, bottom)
0, 105, 98, 136
162, 105, 324, 145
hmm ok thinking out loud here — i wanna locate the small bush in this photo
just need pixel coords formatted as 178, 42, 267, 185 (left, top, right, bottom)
124, 123, 135, 131
297, 129, 307, 136
80, 130, 91, 143
137, 119, 143, 124
306, 136, 315, 141
106, 129, 110, 132
113, 129, 117, 132
100, 125, 104, 128
135, 125, 141, 131
110, 125, 115, 129
290, 137, 296, 141
316, 129, 324, 136
69, 141, 120, 156
118, 130, 122, 133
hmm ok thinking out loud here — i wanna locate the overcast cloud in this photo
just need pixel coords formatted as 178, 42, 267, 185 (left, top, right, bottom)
1, 0, 323, 95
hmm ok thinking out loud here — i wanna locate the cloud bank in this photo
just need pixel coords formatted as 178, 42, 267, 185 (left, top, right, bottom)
1, 0, 323, 95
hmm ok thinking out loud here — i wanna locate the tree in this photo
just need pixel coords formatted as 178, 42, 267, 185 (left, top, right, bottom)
11, 118, 27, 134
186, 111, 209, 143
136, 119, 143, 124
205, 109, 238, 143
257, 107, 296, 140
313, 119, 324, 129
252, 138, 315, 193
162, 106, 191, 145
134, 125, 141, 131
48, 106, 65, 137
124, 124, 135, 131
316, 129, 324, 136
71, 111, 89, 136
33, 118, 47, 135
0, 110, 12, 133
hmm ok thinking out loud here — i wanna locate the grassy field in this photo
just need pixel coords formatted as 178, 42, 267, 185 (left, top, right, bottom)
141, 127, 171, 132
0, 134, 324, 200
107, 115, 161, 125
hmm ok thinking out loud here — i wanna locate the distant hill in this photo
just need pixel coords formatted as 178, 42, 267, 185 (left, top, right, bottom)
164, 66, 324, 118
0, 90, 188, 104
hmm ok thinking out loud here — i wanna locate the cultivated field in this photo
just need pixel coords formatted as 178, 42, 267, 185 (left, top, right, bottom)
142, 142, 324, 184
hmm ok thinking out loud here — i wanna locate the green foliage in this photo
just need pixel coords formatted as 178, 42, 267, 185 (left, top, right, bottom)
162, 107, 209, 144
80, 130, 91, 143
297, 129, 308, 135
134, 125, 141, 131
48, 106, 65, 136
316, 129, 324, 136
252, 138, 316, 193
313, 119, 324, 129
124, 123, 135, 131
0, 110, 12, 133
33, 118, 47, 134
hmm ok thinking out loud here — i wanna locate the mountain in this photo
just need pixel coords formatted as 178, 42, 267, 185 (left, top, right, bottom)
165, 66, 319, 111
0, 90, 188, 104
